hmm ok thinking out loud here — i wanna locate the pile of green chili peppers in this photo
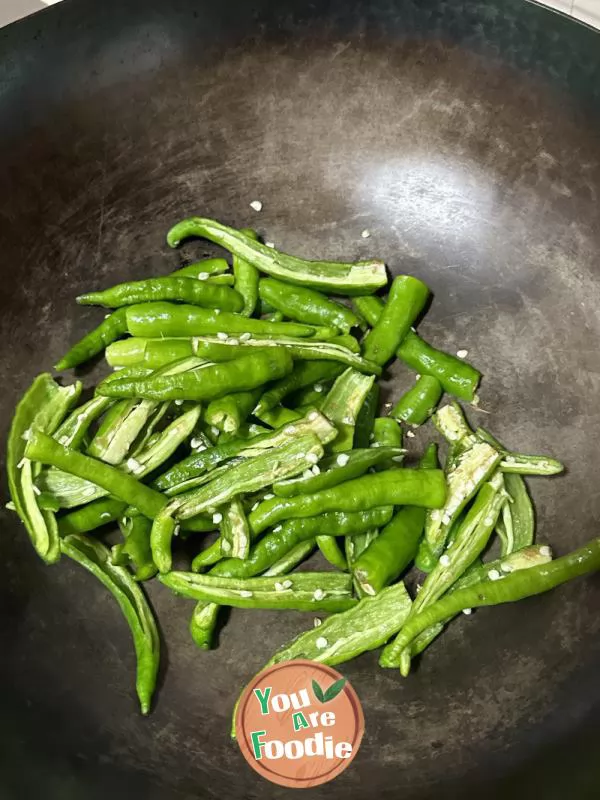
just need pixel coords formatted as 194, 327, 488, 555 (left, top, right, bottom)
7, 215, 598, 721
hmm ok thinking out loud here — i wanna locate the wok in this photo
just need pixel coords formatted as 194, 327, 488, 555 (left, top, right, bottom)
0, 1, 599, 798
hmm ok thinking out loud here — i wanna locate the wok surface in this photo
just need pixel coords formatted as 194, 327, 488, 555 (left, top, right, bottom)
0, 1, 599, 798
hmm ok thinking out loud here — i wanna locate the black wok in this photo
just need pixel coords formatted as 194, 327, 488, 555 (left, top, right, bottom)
1, 1, 599, 798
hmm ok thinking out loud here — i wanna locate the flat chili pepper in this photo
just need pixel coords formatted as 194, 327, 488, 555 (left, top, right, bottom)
54, 395, 113, 450
262, 540, 315, 576
8, 374, 81, 563
320, 368, 376, 452
249, 468, 447, 535
383, 537, 600, 674
353, 296, 481, 401
353, 383, 380, 448
266, 580, 412, 666
60, 533, 159, 713
361, 276, 430, 366
98, 349, 294, 402
391, 375, 443, 427
125, 301, 324, 341
58, 497, 128, 535
88, 397, 160, 465
160, 570, 357, 612
220, 498, 251, 559
254, 361, 344, 416
233, 228, 260, 316
25, 430, 167, 519
273, 446, 404, 497
258, 277, 361, 333
167, 433, 325, 520
476, 427, 564, 476
153, 409, 335, 494
167, 217, 388, 296
55, 308, 128, 371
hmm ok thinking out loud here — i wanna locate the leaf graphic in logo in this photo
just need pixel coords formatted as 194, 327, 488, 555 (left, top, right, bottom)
312, 679, 326, 703
323, 677, 346, 702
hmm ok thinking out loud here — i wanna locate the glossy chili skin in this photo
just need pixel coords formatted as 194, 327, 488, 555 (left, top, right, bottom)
249, 468, 447, 535
353, 295, 480, 401
170, 257, 230, 278
25, 430, 167, 520
254, 361, 343, 415
98, 349, 294, 402
77, 276, 244, 312
361, 276, 430, 366
167, 217, 388, 296
125, 301, 320, 339
272, 446, 404, 497
391, 375, 443, 426
233, 228, 260, 316
352, 445, 438, 594
55, 308, 128, 371
353, 383, 380, 448
258, 277, 361, 333
58, 497, 128, 535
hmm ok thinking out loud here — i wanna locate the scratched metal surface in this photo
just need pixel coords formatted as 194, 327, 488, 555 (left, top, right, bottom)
0, 1, 599, 799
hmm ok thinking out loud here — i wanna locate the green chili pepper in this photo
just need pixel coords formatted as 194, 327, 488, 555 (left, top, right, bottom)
354, 296, 481, 401
191, 537, 224, 572
382, 473, 507, 670
167, 433, 325, 520
273, 447, 404, 497
353, 383, 380, 448
254, 405, 303, 429
205, 389, 262, 434
106, 335, 380, 375
25, 431, 167, 519
205, 273, 235, 285
154, 409, 336, 493
167, 217, 388, 296
383, 537, 600, 675
262, 540, 316, 576
409, 544, 554, 660
105, 338, 197, 370
189, 601, 221, 650
207, 506, 393, 579
249, 468, 447, 535
254, 361, 344, 416
60, 533, 159, 713
424, 441, 501, 558
476, 427, 564, 476
267, 580, 412, 666
126, 406, 202, 478
232, 228, 260, 316
361, 276, 430, 366
345, 528, 379, 569
371, 417, 403, 470
112, 512, 157, 582
98, 349, 294, 402
125, 302, 320, 340
77, 276, 244, 312
55, 308, 128, 371
7, 374, 81, 563
58, 497, 128, 535
54, 396, 113, 450
352, 445, 437, 595
258, 277, 361, 333
170, 258, 230, 278
160, 570, 357, 612
220, 498, 251, 559
315, 537, 347, 571
320, 368, 376, 452
88, 398, 160, 464
391, 375, 443, 427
